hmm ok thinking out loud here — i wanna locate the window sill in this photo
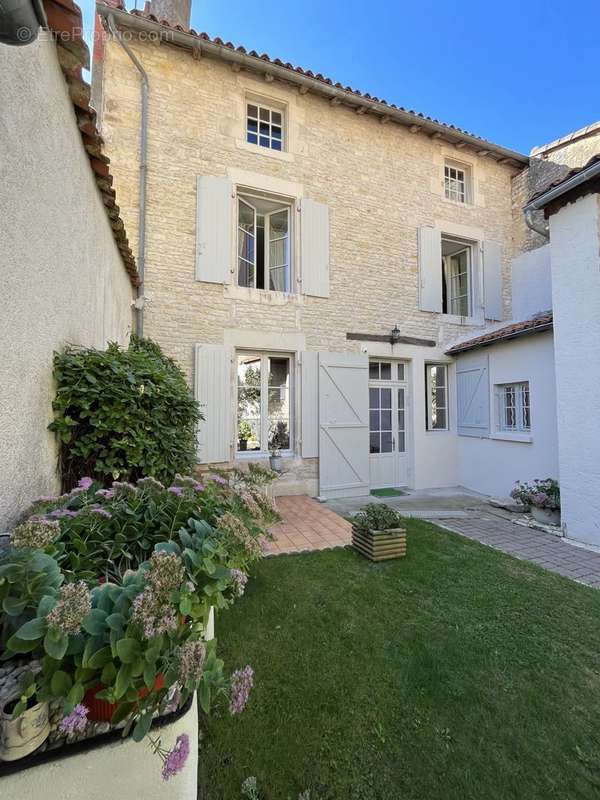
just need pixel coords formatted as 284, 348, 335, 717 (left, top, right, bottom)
235, 139, 295, 163
440, 313, 485, 327
235, 450, 294, 460
490, 431, 532, 444
224, 284, 303, 305
441, 195, 475, 208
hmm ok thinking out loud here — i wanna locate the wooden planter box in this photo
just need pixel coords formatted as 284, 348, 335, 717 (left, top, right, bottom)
352, 525, 407, 561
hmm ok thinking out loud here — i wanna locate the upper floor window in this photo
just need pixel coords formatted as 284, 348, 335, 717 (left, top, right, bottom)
444, 160, 472, 203
496, 382, 530, 433
237, 192, 291, 292
442, 236, 474, 317
246, 102, 284, 151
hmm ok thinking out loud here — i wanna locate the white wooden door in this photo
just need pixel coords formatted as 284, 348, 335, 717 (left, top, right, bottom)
369, 361, 409, 489
318, 352, 369, 499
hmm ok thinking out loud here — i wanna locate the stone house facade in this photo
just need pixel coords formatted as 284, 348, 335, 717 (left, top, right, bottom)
93, 1, 599, 532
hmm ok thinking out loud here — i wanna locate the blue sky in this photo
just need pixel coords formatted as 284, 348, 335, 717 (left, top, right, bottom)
82, 0, 599, 153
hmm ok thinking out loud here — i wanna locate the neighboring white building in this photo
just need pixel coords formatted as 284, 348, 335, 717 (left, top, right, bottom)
0, 5, 138, 530
523, 158, 600, 546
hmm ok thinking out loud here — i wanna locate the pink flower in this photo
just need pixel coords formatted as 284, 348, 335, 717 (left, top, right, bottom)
210, 474, 228, 486
77, 477, 93, 490
161, 734, 190, 781
229, 666, 254, 715
168, 486, 184, 497
59, 704, 89, 734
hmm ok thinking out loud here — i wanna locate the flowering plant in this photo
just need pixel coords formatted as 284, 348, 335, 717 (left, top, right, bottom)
510, 478, 560, 510
0, 466, 274, 762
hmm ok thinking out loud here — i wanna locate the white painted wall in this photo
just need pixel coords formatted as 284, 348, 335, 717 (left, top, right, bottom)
511, 243, 552, 320
0, 35, 134, 530
456, 332, 558, 497
549, 194, 600, 545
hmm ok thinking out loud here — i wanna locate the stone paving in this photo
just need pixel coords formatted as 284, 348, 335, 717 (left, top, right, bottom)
266, 495, 352, 556
435, 511, 600, 588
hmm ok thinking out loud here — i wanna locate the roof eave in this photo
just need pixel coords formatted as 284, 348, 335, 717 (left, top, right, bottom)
524, 160, 600, 212
446, 321, 553, 355
98, 5, 528, 167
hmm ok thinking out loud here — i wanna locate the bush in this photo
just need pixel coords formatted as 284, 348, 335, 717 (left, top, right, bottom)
353, 503, 405, 534
48, 336, 201, 491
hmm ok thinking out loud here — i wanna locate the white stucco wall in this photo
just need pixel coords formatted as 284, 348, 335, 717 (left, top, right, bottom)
0, 34, 134, 530
456, 331, 558, 498
511, 244, 552, 320
549, 193, 600, 545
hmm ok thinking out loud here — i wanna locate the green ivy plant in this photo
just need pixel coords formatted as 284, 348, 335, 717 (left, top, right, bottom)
48, 336, 202, 491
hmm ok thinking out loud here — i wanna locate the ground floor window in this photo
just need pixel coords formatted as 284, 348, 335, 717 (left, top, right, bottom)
236, 352, 292, 453
496, 381, 530, 432
426, 364, 448, 431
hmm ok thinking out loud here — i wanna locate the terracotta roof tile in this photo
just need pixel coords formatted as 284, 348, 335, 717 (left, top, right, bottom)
528, 154, 600, 205
41, 0, 139, 287
445, 312, 553, 355
101, 2, 526, 161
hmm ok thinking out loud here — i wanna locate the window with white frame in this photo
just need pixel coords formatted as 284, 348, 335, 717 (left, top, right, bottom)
496, 382, 530, 433
426, 364, 448, 431
444, 160, 472, 203
246, 101, 284, 151
237, 191, 292, 292
236, 352, 292, 454
441, 236, 474, 317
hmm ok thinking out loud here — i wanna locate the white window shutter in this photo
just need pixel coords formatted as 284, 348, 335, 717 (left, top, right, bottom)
483, 240, 503, 321
195, 344, 232, 463
300, 199, 330, 298
418, 226, 442, 313
196, 176, 232, 283
300, 351, 319, 458
456, 355, 490, 437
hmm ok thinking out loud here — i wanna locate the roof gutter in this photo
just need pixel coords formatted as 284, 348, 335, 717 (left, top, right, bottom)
98, 5, 527, 167
106, 12, 148, 337
524, 160, 600, 213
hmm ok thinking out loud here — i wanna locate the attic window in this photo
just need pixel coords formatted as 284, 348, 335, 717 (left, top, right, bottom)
246, 101, 284, 151
444, 160, 472, 203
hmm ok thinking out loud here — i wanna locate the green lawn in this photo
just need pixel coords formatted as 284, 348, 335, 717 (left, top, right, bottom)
198, 520, 600, 800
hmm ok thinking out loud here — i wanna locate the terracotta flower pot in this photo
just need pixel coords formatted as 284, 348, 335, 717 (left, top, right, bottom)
0, 698, 50, 761
84, 673, 165, 722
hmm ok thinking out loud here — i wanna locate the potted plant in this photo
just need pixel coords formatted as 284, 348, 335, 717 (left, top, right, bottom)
238, 421, 252, 452
352, 503, 407, 561
510, 479, 560, 526
0, 673, 50, 762
268, 421, 288, 472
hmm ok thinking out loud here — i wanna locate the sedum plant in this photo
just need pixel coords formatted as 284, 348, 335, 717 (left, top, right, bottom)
352, 503, 405, 535
0, 467, 278, 757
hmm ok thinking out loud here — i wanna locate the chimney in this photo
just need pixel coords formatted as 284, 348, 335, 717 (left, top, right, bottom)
147, 0, 191, 29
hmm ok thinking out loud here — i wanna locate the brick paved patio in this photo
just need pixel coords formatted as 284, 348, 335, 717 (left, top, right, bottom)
266, 495, 352, 556
436, 511, 600, 588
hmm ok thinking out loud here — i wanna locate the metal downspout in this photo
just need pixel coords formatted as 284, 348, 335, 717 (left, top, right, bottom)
524, 208, 549, 240
107, 13, 148, 337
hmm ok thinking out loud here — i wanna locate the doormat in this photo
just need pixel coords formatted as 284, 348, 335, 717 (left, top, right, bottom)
370, 488, 406, 498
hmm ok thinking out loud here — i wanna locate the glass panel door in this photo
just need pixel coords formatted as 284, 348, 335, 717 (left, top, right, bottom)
369, 387, 393, 454
397, 388, 406, 453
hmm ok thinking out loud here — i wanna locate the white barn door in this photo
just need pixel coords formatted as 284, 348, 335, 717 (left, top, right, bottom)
318, 352, 369, 499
